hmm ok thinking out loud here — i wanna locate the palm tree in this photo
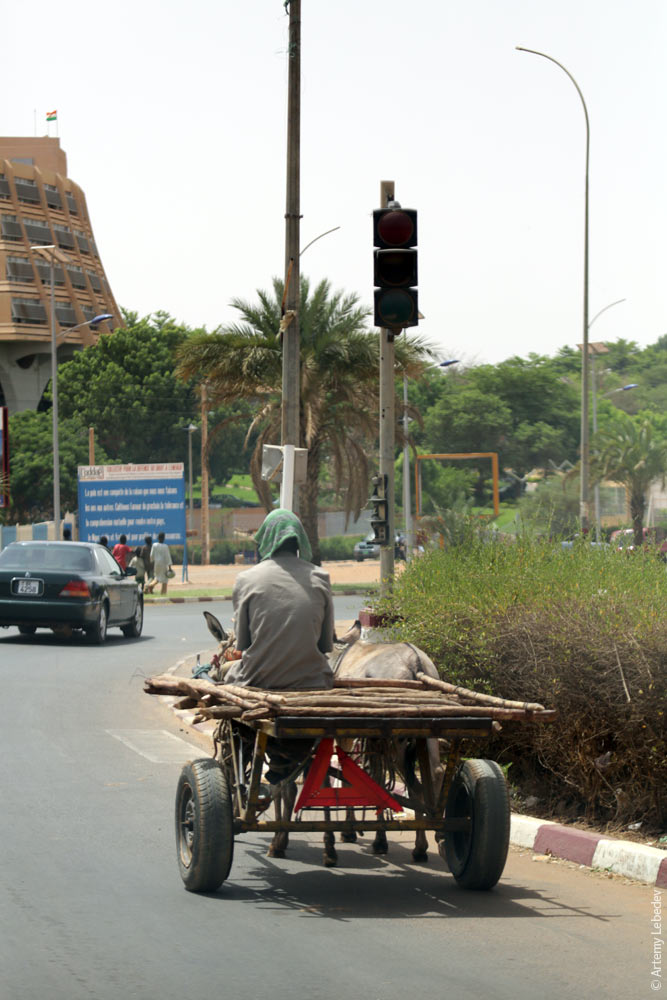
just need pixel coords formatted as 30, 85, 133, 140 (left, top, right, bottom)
175, 277, 433, 562
591, 413, 667, 546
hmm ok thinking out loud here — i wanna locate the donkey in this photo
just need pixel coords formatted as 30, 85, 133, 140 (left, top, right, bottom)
330, 621, 445, 862
201, 612, 444, 865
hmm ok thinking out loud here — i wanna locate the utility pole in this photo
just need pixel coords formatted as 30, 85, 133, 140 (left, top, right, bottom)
200, 383, 210, 565
378, 180, 396, 594
282, 0, 301, 457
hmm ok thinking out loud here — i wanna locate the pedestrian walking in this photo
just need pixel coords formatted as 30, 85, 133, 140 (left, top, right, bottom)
148, 532, 172, 595
129, 547, 146, 587
112, 534, 132, 571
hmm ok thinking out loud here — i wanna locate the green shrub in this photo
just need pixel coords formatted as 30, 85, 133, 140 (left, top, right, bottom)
375, 537, 667, 830
319, 535, 362, 561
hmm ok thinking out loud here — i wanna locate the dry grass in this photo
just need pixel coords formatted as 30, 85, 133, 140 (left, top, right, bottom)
377, 538, 667, 830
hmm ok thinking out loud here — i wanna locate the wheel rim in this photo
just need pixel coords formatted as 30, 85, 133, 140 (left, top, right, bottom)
133, 601, 142, 631
99, 605, 107, 639
448, 779, 473, 868
178, 785, 195, 868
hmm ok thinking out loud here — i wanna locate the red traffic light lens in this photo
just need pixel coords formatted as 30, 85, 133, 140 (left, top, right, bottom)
377, 211, 415, 247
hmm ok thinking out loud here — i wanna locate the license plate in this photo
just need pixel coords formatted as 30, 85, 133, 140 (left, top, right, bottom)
15, 579, 41, 595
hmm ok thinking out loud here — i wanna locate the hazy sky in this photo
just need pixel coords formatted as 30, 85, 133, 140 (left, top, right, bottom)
4, 0, 665, 365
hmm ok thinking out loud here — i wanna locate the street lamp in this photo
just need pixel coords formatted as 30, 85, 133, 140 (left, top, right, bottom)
28, 243, 112, 537
517, 46, 591, 534
186, 423, 197, 533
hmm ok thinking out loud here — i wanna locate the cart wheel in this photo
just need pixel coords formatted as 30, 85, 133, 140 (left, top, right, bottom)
444, 759, 510, 890
175, 758, 234, 892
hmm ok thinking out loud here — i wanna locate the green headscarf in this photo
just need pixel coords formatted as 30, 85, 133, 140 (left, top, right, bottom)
254, 508, 313, 562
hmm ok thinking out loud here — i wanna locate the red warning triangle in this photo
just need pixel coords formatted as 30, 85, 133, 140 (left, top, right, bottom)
294, 738, 402, 812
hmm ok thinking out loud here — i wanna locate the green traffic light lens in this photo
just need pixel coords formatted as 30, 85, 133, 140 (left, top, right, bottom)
376, 289, 417, 327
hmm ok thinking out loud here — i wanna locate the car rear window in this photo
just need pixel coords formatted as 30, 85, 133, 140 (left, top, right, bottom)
0, 545, 94, 573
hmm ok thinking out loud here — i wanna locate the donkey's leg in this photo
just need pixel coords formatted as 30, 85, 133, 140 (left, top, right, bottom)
322, 805, 338, 867
340, 807, 357, 843
267, 789, 286, 858
372, 816, 388, 855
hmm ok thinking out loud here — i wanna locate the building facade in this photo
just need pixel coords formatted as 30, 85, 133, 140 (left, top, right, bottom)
0, 137, 121, 413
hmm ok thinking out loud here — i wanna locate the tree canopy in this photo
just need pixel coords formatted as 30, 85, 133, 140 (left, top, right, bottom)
176, 277, 434, 561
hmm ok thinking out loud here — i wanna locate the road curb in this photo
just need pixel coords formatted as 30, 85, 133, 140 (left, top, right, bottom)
160, 652, 667, 887
145, 589, 368, 606
511, 814, 667, 887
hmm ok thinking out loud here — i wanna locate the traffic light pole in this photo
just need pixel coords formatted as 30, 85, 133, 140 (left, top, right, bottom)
378, 180, 396, 595
282, 0, 301, 470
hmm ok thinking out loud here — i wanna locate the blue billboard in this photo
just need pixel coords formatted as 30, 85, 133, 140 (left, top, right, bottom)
77, 463, 186, 546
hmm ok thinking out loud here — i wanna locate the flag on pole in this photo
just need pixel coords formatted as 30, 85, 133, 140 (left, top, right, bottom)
46, 110, 57, 122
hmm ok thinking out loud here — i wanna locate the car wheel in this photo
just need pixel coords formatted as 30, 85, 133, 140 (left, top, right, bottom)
121, 598, 143, 638
18, 625, 36, 636
87, 602, 108, 645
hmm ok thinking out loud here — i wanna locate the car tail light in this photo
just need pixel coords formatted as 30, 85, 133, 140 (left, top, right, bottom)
59, 580, 91, 598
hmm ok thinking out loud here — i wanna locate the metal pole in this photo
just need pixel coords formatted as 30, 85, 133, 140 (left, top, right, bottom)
188, 428, 194, 534
402, 359, 413, 561
49, 255, 61, 537
379, 328, 395, 593
282, 0, 301, 454
200, 384, 210, 565
378, 180, 396, 594
516, 47, 590, 534
591, 354, 601, 541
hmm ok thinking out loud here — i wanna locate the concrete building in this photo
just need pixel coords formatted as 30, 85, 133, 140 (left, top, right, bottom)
0, 137, 121, 413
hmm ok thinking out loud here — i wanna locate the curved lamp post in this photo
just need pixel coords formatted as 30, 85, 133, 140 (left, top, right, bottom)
516, 46, 591, 533
28, 242, 112, 535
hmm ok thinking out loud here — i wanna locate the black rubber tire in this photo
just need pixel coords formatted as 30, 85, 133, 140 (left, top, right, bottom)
18, 625, 37, 635
87, 602, 108, 644
175, 758, 234, 893
121, 598, 143, 638
444, 759, 510, 890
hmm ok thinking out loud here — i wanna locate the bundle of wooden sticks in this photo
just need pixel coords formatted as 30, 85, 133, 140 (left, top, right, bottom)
143, 672, 556, 726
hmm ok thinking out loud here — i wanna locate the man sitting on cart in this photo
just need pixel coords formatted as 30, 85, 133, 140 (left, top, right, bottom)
225, 508, 334, 786
225, 508, 335, 692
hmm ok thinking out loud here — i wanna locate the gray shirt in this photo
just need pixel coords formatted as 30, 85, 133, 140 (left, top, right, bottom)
226, 552, 334, 690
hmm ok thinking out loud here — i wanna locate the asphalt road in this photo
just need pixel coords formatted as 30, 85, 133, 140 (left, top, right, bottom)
0, 602, 652, 1000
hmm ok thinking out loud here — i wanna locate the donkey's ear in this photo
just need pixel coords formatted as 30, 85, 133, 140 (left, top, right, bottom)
203, 610, 228, 643
337, 620, 362, 646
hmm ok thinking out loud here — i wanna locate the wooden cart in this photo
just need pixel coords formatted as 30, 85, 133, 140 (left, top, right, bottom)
173, 706, 545, 894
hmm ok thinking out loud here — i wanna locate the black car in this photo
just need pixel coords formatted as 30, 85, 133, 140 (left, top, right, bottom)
0, 541, 143, 643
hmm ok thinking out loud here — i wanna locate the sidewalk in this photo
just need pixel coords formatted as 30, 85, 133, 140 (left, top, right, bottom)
158, 648, 667, 889
146, 559, 380, 601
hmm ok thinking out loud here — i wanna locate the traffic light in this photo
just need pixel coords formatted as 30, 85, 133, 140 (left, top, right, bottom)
373, 207, 418, 331
369, 474, 389, 544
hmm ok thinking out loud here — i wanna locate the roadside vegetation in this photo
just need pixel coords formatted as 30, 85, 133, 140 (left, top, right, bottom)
374, 533, 667, 833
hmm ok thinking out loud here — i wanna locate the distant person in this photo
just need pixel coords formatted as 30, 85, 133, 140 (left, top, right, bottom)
62, 526, 72, 541
148, 532, 172, 595
112, 534, 132, 571
99, 535, 110, 549
140, 535, 153, 581
129, 547, 146, 587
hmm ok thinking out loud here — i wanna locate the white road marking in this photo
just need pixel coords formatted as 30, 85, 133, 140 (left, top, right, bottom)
107, 729, 207, 763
